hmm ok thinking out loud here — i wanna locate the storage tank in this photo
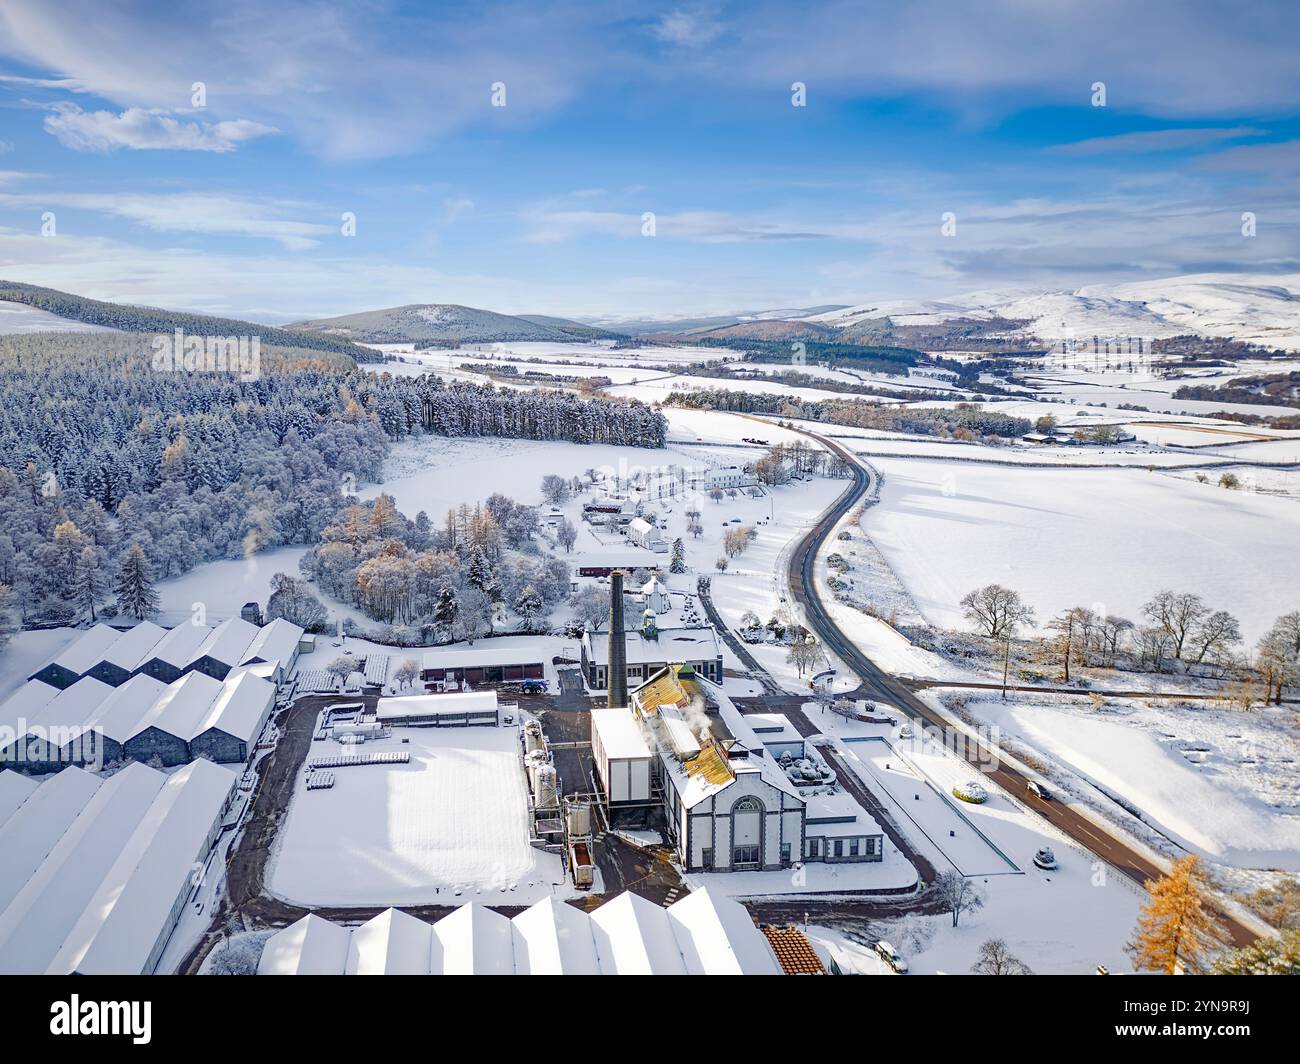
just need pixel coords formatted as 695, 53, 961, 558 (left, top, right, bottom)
524, 720, 544, 756
566, 799, 591, 837
535, 764, 558, 811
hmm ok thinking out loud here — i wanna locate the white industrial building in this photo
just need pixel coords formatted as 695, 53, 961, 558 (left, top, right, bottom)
0, 759, 236, 974
581, 624, 723, 689
29, 624, 122, 689
590, 706, 653, 806
592, 665, 885, 874
258, 888, 781, 976
376, 690, 500, 727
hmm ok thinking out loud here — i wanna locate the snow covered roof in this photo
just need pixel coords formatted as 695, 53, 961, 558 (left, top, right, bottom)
589, 891, 687, 975
39, 624, 120, 676
0, 769, 38, 827
376, 690, 497, 722
129, 671, 224, 742
0, 763, 167, 974
256, 890, 781, 976
193, 670, 275, 743
48, 758, 236, 974
585, 626, 720, 666
21, 676, 114, 738
258, 914, 351, 976
745, 712, 801, 740
666, 887, 781, 976
346, 908, 433, 975
99, 621, 166, 671
590, 707, 652, 761
240, 618, 304, 669
186, 617, 259, 669
511, 897, 601, 975
85, 674, 168, 744
0, 680, 59, 743
419, 642, 549, 670
430, 902, 514, 975
137, 621, 212, 668
0, 766, 101, 915
572, 550, 662, 569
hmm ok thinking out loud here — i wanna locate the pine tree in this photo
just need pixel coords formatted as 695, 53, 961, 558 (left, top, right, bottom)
113, 543, 160, 621
0, 583, 17, 652
72, 545, 104, 622
669, 537, 687, 574
1128, 855, 1218, 974
514, 584, 544, 632
1212, 929, 1300, 975
434, 587, 459, 639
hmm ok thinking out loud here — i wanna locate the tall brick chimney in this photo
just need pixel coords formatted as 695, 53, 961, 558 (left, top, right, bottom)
608, 570, 628, 708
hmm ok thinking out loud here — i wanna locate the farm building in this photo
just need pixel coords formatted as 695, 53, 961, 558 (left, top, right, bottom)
134, 622, 214, 684
581, 624, 723, 689
572, 551, 662, 578
590, 706, 652, 806
376, 690, 500, 728
28, 624, 121, 689
419, 644, 546, 688
0, 759, 236, 974
627, 517, 668, 553
81, 621, 166, 687
185, 617, 260, 680
257, 887, 780, 976
641, 577, 671, 615
0, 679, 60, 761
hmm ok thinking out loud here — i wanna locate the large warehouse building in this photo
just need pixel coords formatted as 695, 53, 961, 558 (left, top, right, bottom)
0, 759, 237, 974
4, 617, 296, 774
258, 888, 783, 976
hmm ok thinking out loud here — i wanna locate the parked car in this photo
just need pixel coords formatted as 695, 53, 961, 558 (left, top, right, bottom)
1033, 846, 1059, 870
1027, 781, 1052, 801
873, 940, 909, 974
519, 679, 547, 695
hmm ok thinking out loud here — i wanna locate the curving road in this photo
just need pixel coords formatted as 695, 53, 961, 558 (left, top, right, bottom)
781, 422, 1259, 949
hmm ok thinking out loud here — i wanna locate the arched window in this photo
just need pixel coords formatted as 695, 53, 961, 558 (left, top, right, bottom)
731, 796, 764, 869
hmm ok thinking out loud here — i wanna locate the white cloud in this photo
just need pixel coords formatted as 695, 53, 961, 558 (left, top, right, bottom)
43, 104, 277, 153
0, 189, 331, 249
650, 8, 724, 47
1053, 128, 1267, 156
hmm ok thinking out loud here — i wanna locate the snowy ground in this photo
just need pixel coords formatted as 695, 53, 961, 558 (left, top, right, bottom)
859, 455, 1300, 643
960, 693, 1300, 877
267, 723, 574, 906
154, 547, 309, 625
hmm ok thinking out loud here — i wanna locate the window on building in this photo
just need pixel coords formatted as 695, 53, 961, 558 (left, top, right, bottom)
849, 838, 860, 857
781, 843, 791, 864
701, 847, 713, 868
833, 839, 843, 858
733, 844, 760, 867
807, 838, 821, 858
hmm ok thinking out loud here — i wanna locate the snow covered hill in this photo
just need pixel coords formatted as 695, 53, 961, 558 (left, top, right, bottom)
0, 300, 117, 335
805, 274, 1300, 349
289, 303, 587, 344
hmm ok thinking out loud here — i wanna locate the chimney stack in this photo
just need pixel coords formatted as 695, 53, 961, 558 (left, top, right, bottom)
608, 570, 628, 708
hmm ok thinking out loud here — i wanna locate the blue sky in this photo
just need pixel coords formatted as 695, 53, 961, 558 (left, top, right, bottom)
0, 0, 1297, 322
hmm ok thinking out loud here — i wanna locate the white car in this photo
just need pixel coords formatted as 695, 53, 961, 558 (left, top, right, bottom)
1027, 781, 1052, 801
873, 940, 909, 974
1033, 846, 1059, 870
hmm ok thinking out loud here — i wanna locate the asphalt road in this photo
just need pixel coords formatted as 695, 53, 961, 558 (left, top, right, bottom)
780, 422, 1259, 950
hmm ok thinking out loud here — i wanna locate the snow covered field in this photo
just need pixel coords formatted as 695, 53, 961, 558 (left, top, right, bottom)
268, 724, 571, 906
0, 628, 79, 701
860, 456, 1300, 643
968, 696, 1300, 874
154, 547, 309, 625
0, 301, 115, 335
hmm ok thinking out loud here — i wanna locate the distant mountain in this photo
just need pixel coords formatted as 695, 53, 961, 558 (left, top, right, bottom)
289, 304, 587, 344
681, 319, 842, 342
805, 275, 1300, 350
582, 305, 849, 338
0, 281, 378, 362
514, 314, 624, 340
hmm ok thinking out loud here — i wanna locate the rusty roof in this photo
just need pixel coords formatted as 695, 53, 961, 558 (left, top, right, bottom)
761, 925, 826, 976
682, 737, 733, 786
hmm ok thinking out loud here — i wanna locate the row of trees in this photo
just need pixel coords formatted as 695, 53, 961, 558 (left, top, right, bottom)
960, 583, 1298, 695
